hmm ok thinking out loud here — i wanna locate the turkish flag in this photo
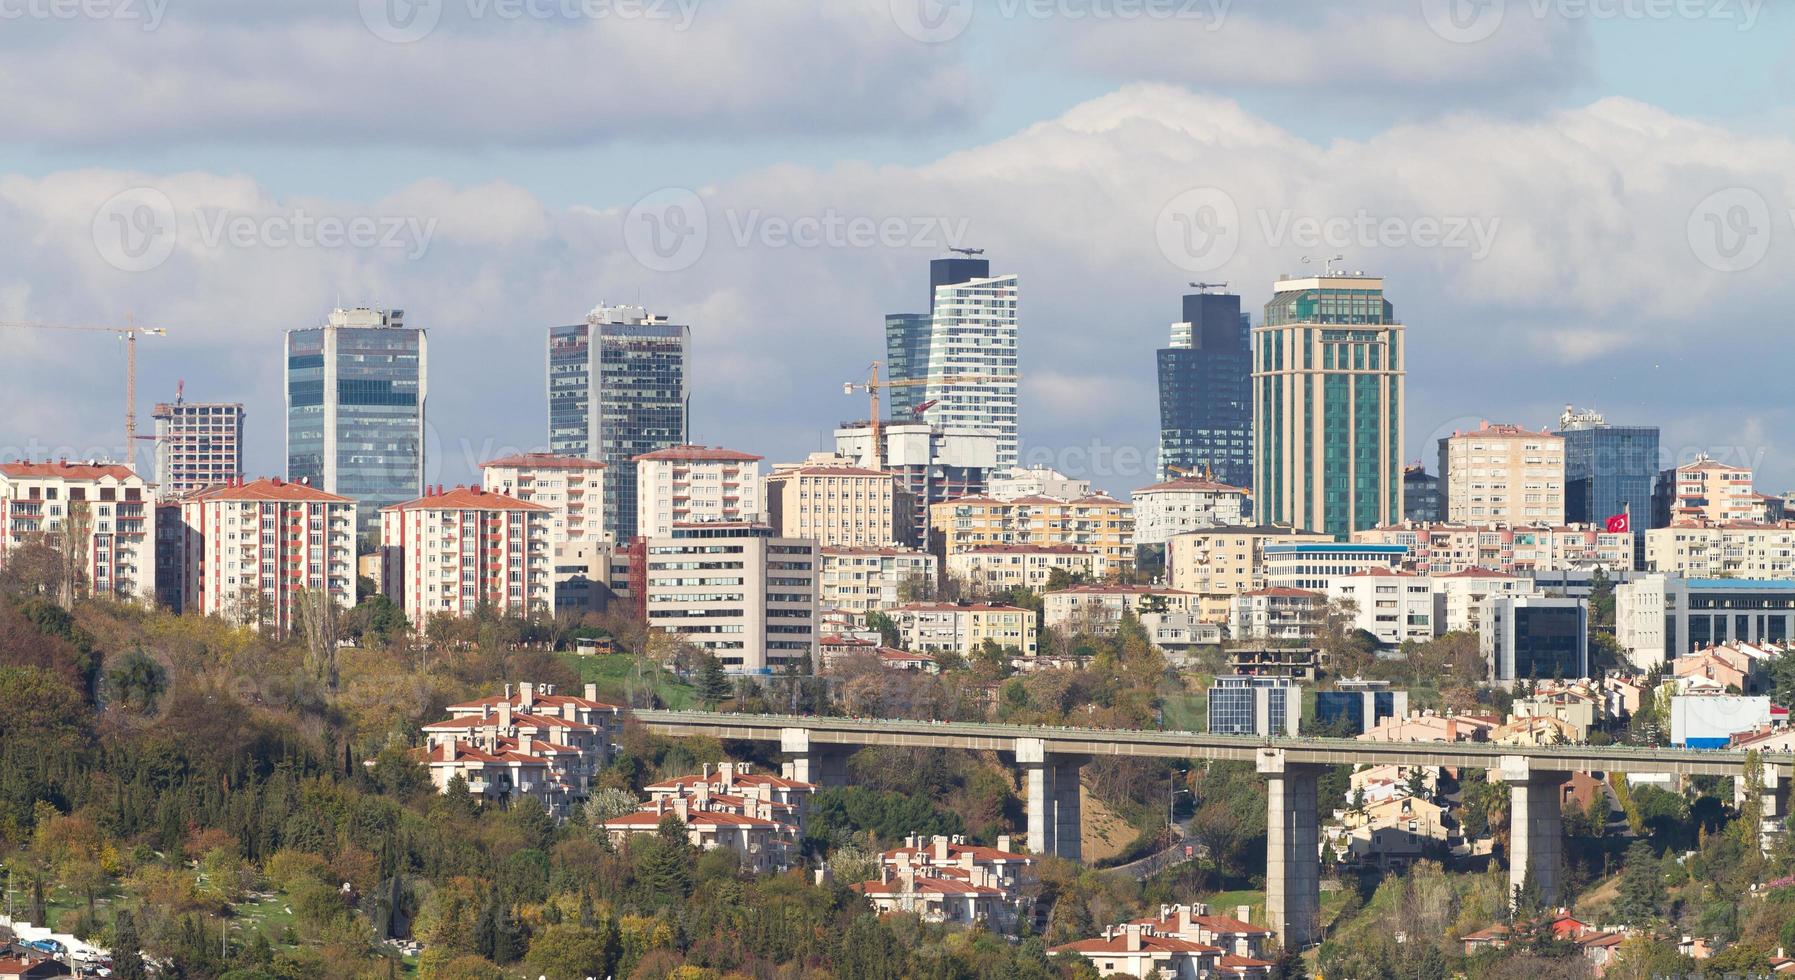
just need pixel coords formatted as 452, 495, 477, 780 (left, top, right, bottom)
1605, 512, 1630, 534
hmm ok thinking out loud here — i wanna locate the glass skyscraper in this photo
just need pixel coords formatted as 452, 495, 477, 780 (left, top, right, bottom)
1558, 405, 1659, 527
1253, 274, 1404, 540
547, 305, 690, 542
884, 256, 1020, 468
1156, 290, 1252, 485
285, 308, 426, 535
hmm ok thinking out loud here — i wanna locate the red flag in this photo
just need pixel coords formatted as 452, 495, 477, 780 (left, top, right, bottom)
1605, 512, 1630, 534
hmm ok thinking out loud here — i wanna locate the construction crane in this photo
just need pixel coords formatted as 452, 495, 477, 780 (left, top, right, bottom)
0, 319, 168, 458
843, 360, 1014, 469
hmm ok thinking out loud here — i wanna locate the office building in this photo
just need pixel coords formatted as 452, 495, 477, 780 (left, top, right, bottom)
836, 420, 997, 545
1207, 674, 1300, 737
1156, 289, 1252, 486
0, 460, 157, 603
1617, 574, 1795, 668
1402, 465, 1440, 523
634, 445, 763, 539
286, 307, 426, 536
765, 454, 907, 548
929, 492, 1134, 573
1480, 595, 1588, 683
1262, 542, 1406, 591
1438, 422, 1565, 526
1252, 273, 1404, 539
180, 476, 356, 631
1557, 405, 1658, 528
548, 304, 691, 541
644, 523, 818, 673
1652, 454, 1771, 527
885, 256, 1020, 467
891, 600, 1037, 658
1314, 681, 1409, 736
818, 546, 938, 614
381, 486, 555, 623
150, 395, 244, 500
481, 453, 610, 614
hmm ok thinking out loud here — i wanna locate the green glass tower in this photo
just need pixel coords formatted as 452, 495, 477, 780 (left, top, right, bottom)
1252, 273, 1404, 540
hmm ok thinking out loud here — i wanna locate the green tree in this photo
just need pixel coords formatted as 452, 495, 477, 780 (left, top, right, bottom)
694, 655, 732, 708
523, 924, 619, 980
112, 910, 147, 980
1615, 840, 1665, 926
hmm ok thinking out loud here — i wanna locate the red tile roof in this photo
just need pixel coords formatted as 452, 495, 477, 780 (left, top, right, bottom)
186, 477, 352, 503
386, 486, 549, 511
634, 445, 763, 462
480, 452, 606, 470
1239, 587, 1325, 599
1134, 478, 1251, 494
1051, 933, 1222, 955
0, 460, 138, 481
771, 465, 892, 478
960, 544, 1090, 554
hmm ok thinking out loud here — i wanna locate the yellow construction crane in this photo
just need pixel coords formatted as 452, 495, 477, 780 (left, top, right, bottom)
842, 360, 1014, 469
0, 319, 168, 458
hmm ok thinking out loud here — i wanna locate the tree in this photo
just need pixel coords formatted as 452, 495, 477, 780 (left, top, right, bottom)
297, 588, 342, 694
112, 910, 147, 980
1615, 840, 1665, 926
523, 924, 619, 980
866, 611, 902, 648
694, 655, 731, 708
105, 647, 167, 714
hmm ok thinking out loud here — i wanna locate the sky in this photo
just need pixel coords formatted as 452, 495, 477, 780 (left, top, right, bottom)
2, 0, 1793, 494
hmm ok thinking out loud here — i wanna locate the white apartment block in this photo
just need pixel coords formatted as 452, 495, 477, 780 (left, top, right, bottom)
1130, 478, 1252, 548
0, 461, 157, 604
481, 453, 610, 612
645, 523, 818, 673
1435, 568, 1535, 633
947, 544, 1097, 595
1164, 525, 1332, 604
381, 486, 555, 623
1042, 584, 1198, 635
818, 546, 937, 614
1229, 588, 1325, 643
765, 454, 907, 548
893, 601, 1038, 658
635, 445, 763, 539
180, 477, 357, 631
1325, 569, 1437, 646
925, 273, 1020, 468
987, 466, 1090, 501
1352, 521, 1634, 575
1438, 422, 1566, 526
1645, 521, 1795, 579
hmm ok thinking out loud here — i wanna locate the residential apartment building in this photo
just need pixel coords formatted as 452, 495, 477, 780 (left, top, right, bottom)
481, 453, 610, 614
635, 445, 763, 540
929, 493, 1134, 573
1208, 674, 1300, 736
547, 304, 691, 541
947, 544, 1097, 596
0, 460, 157, 603
644, 523, 818, 673
1042, 584, 1198, 635
1130, 477, 1252, 552
1229, 588, 1326, 643
1326, 568, 1436, 646
1164, 524, 1331, 616
179, 476, 356, 631
765, 454, 907, 548
892, 601, 1038, 658
988, 466, 1089, 501
381, 486, 555, 622
285, 307, 426, 535
1253, 273, 1404, 539
422, 681, 623, 816
1557, 405, 1658, 528
885, 256, 1021, 467
1644, 520, 1795, 578
1403, 465, 1441, 523
150, 396, 244, 499
1436, 567, 1534, 633
1438, 422, 1565, 526
835, 420, 997, 545
1653, 455, 1769, 526
1352, 521, 1634, 575
1157, 288, 1253, 488
818, 546, 937, 614
1617, 574, 1795, 668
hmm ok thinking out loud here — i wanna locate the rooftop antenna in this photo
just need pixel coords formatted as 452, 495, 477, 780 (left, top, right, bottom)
1301, 254, 1346, 276
948, 247, 985, 257
1188, 282, 1228, 294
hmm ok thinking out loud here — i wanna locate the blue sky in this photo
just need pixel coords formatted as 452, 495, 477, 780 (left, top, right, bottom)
1, 0, 1793, 491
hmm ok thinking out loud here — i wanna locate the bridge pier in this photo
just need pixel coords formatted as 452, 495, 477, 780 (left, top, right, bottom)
1258, 749, 1322, 950
1016, 739, 1084, 860
1501, 756, 1568, 907
781, 727, 850, 787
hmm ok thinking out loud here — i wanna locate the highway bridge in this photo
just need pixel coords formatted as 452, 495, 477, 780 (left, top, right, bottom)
635, 710, 1790, 948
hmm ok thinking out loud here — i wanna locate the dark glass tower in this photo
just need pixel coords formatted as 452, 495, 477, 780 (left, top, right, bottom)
1156, 291, 1252, 487
1558, 406, 1659, 527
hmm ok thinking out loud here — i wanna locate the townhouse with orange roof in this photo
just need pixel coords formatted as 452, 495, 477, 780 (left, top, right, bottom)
421, 681, 622, 815
603, 795, 795, 873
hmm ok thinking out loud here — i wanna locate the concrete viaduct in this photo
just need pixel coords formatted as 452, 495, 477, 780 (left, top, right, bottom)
634, 710, 1790, 949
